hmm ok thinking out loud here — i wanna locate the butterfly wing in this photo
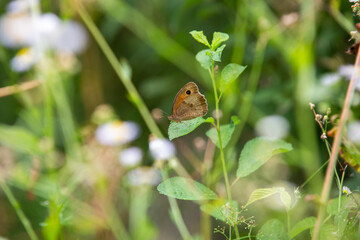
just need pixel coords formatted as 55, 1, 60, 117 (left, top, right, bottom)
169, 82, 208, 122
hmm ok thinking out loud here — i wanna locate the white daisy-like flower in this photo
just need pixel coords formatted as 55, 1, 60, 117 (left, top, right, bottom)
320, 73, 341, 86
127, 167, 161, 186
6, 0, 39, 14
51, 20, 88, 54
149, 138, 176, 161
10, 47, 39, 72
347, 121, 360, 143
119, 147, 142, 167
95, 121, 140, 146
254, 115, 290, 139
342, 186, 352, 196
0, 13, 34, 48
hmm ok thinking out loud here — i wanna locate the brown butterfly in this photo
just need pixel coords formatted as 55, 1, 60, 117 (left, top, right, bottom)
168, 82, 208, 123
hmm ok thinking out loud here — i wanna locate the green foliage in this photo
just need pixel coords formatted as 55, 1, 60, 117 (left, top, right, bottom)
211, 32, 229, 50
189, 30, 211, 48
0, 125, 41, 154
200, 200, 238, 223
206, 116, 240, 148
168, 117, 214, 140
290, 217, 316, 239
257, 219, 288, 240
245, 187, 292, 210
220, 64, 247, 91
157, 177, 218, 200
195, 50, 212, 69
237, 137, 293, 178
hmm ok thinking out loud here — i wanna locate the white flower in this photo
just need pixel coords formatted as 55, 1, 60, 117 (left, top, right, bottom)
95, 121, 140, 146
0, 13, 34, 48
320, 73, 341, 86
338, 65, 360, 90
10, 47, 39, 72
51, 20, 88, 54
119, 147, 142, 167
342, 186, 352, 196
347, 121, 360, 143
254, 115, 290, 139
6, 0, 39, 14
127, 167, 161, 186
149, 138, 176, 160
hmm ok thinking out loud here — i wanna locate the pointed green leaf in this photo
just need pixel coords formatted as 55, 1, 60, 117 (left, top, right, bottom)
257, 219, 288, 240
190, 30, 210, 48
200, 200, 238, 224
168, 117, 212, 140
220, 64, 247, 91
245, 187, 285, 207
236, 137, 293, 178
157, 177, 217, 200
206, 116, 240, 148
290, 217, 316, 239
196, 49, 211, 69
211, 32, 229, 50
0, 125, 40, 154
208, 44, 226, 62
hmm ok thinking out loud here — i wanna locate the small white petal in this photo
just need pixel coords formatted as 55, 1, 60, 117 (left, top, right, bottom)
149, 138, 176, 160
347, 121, 360, 143
255, 115, 290, 139
320, 73, 341, 86
51, 21, 88, 54
127, 167, 161, 186
10, 47, 39, 72
0, 13, 34, 48
95, 121, 140, 146
119, 147, 142, 167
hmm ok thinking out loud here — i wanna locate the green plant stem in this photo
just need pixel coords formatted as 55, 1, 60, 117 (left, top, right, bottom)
208, 64, 232, 205
312, 44, 360, 240
0, 181, 39, 240
161, 169, 193, 240
76, 2, 163, 138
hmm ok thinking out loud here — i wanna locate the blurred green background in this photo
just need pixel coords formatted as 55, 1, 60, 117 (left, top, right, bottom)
0, 0, 360, 239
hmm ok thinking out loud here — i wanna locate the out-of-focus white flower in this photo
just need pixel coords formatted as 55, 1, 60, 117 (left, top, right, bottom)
119, 147, 142, 167
51, 21, 88, 54
320, 73, 341, 86
127, 167, 161, 186
0, 13, 34, 47
149, 138, 176, 160
6, 0, 39, 14
338, 65, 360, 90
347, 121, 360, 143
95, 121, 140, 146
255, 115, 290, 139
342, 186, 352, 195
10, 47, 39, 72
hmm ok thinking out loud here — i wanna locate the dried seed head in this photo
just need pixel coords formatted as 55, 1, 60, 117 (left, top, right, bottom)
321, 132, 327, 140
309, 102, 315, 110
315, 114, 323, 121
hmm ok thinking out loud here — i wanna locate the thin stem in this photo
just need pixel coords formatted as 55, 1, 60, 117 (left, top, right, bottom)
208, 64, 232, 204
312, 44, 360, 239
0, 182, 39, 240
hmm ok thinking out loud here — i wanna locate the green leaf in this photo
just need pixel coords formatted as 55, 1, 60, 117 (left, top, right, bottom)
211, 32, 229, 50
168, 117, 212, 140
280, 191, 292, 211
195, 49, 211, 69
220, 64, 247, 91
157, 177, 217, 200
189, 30, 210, 48
290, 217, 316, 239
200, 200, 238, 224
236, 137, 293, 178
0, 125, 40, 154
208, 44, 226, 62
245, 187, 286, 207
257, 219, 288, 240
206, 116, 240, 148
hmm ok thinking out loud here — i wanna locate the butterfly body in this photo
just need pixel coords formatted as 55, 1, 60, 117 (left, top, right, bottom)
168, 82, 208, 123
